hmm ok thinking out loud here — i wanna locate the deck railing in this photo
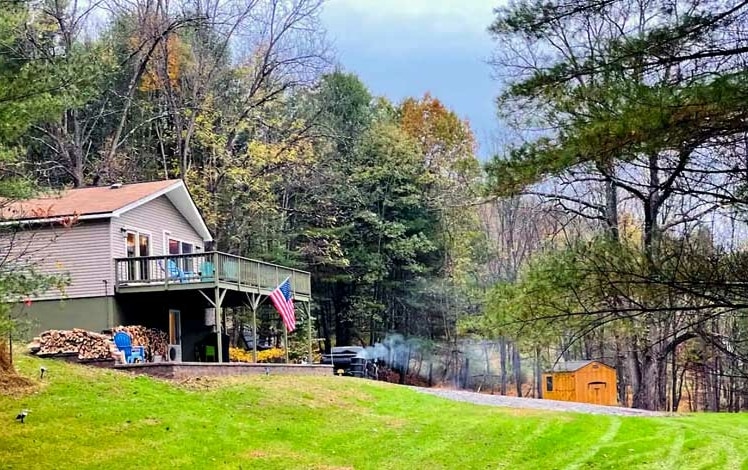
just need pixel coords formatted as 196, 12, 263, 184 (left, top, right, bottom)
114, 251, 311, 297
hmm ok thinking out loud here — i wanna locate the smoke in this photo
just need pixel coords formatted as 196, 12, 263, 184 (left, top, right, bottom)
357, 335, 515, 389
358, 334, 423, 371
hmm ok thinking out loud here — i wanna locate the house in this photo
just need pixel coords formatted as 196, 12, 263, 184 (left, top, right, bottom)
542, 360, 617, 406
0, 180, 311, 362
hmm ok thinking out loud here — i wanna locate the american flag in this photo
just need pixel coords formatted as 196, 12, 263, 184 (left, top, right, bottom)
269, 277, 296, 332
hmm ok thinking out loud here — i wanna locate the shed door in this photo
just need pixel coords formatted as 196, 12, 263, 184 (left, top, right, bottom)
554, 374, 576, 401
587, 381, 607, 405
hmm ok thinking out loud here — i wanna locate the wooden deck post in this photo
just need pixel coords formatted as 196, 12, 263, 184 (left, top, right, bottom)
303, 302, 313, 364
244, 292, 262, 363
199, 286, 227, 362
215, 286, 224, 362
252, 305, 258, 363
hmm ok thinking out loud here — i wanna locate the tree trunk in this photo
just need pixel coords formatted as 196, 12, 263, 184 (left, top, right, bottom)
603, 174, 619, 240
512, 342, 522, 397
633, 332, 696, 410
534, 345, 542, 398
673, 366, 686, 412
482, 342, 491, 393
713, 350, 721, 412
670, 347, 677, 412
499, 336, 507, 395
614, 333, 627, 406
0, 340, 12, 373
627, 336, 642, 407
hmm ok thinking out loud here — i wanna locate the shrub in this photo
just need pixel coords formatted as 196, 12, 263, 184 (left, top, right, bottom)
229, 347, 286, 363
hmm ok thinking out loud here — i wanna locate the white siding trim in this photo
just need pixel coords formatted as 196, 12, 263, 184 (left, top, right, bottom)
162, 229, 169, 254
0, 213, 109, 226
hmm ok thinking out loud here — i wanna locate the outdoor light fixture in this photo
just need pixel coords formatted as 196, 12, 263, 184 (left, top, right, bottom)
15, 410, 29, 424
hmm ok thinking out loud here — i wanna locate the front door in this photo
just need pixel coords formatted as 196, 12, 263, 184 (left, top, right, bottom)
168, 309, 181, 345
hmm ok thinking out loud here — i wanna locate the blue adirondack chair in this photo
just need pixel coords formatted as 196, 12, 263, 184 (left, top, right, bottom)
113, 331, 145, 363
158, 259, 192, 282
199, 261, 215, 282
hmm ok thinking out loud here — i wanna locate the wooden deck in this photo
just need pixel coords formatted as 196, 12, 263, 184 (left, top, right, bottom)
114, 251, 311, 301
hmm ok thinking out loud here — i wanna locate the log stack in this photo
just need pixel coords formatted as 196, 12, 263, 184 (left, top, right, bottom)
27, 325, 169, 362
28, 328, 113, 360
113, 325, 169, 359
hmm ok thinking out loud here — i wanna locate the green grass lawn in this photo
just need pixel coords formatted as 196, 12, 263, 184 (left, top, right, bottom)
1, 354, 747, 470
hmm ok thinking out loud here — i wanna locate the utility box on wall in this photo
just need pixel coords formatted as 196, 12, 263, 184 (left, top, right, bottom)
205, 308, 216, 330
168, 344, 182, 362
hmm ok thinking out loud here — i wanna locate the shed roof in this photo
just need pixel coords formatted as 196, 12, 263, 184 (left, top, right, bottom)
550, 360, 613, 372
0, 180, 212, 241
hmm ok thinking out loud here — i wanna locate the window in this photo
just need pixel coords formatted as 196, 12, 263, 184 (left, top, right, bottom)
546, 376, 553, 392
166, 236, 197, 272
139, 234, 150, 257
125, 230, 150, 280
126, 233, 137, 257
168, 238, 180, 255
167, 237, 194, 255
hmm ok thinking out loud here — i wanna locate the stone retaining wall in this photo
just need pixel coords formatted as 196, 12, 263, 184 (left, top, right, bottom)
115, 362, 333, 380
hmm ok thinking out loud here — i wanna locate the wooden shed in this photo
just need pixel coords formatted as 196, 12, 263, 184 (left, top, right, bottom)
542, 360, 617, 406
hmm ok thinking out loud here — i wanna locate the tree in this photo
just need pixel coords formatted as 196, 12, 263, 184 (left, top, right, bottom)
0, 1, 74, 373
288, 74, 483, 350
484, 0, 748, 409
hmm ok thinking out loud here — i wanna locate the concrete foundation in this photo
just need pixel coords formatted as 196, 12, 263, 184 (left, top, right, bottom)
13, 296, 122, 337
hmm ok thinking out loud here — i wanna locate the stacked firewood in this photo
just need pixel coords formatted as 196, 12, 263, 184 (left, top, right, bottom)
27, 328, 114, 360
113, 325, 169, 359
27, 325, 169, 362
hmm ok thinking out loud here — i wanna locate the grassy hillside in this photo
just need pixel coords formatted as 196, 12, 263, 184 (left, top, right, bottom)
2, 354, 747, 469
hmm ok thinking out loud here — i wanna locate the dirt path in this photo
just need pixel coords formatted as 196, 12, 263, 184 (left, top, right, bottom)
415, 388, 665, 416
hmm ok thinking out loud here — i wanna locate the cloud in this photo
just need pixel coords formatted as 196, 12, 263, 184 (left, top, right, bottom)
320, 0, 502, 157
323, 0, 497, 37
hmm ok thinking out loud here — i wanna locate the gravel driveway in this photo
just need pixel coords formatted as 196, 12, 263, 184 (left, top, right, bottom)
415, 388, 665, 416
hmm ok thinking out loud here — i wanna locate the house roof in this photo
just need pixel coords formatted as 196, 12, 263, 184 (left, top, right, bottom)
550, 360, 613, 372
1, 180, 212, 241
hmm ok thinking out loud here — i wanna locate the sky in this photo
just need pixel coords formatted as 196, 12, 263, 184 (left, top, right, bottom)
321, 0, 500, 158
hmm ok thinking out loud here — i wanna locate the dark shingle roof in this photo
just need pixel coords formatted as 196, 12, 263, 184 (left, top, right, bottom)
551, 360, 612, 372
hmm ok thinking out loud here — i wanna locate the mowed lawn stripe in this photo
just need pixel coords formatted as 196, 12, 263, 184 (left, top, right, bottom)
1, 354, 747, 469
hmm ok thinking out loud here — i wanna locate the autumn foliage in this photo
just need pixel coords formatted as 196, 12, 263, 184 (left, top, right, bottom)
399, 93, 477, 174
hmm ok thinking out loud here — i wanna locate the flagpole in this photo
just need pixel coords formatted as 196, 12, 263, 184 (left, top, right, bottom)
284, 322, 289, 364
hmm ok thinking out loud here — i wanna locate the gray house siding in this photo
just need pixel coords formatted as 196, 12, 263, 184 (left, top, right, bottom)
0, 220, 114, 300
111, 195, 205, 259
3, 192, 208, 336
13, 296, 123, 337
